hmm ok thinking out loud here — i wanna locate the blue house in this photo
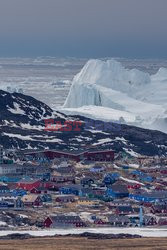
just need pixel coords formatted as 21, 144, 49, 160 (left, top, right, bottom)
59, 185, 82, 196
0, 185, 10, 193
35, 173, 50, 181
90, 166, 104, 173
41, 194, 52, 202
131, 170, 144, 176
129, 191, 167, 203
81, 177, 94, 187
12, 189, 27, 197
0, 176, 21, 183
103, 173, 119, 185
139, 175, 153, 183
121, 165, 129, 170
106, 184, 129, 198
0, 201, 14, 209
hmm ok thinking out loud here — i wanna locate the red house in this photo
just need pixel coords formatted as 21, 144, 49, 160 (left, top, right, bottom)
30, 187, 48, 194
84, 150, 114, 162
44, 215, 86, 228
17, 179, 41, 191
127, 183, 141, 189
94, 219, 106, 225
151, 204, 167, 214
25, 149, 114, 162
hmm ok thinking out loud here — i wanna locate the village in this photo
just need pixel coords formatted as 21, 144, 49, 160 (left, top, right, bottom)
0, 146, 167, 230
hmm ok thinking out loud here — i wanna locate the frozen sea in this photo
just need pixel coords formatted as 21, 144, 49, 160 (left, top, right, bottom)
1, 227, 167, 237
0, 57, 167, 109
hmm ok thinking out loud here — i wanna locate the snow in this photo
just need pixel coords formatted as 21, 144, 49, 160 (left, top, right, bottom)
3, 133, 35, 141
19, 123, 44, 131
1, 228, 167, 237
60, 105, 137, 124
19, 214, 29, 218
128, 163, 140, 169
8, 102, 25, 115
0, 221, 7, 226
62, 59, 167, 133
123, 148, 141, 157
120, 176, 144, 186
93, 138, 113, 146
3, 132, 63, 143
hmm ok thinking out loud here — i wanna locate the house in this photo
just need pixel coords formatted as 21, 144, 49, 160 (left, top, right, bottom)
40, 194, 52, 203
127, 183, 141, 189
54, 166, 75, 176
59, 185, 82, 196
54, 195, 76, 203
158, 217, 167, 226
90, 166, 104, 173
107, 215, 130, 227
143, 215, 157, 226
84, 150, 114, 162
129, 191, 167, 203
131, 170, 145, 176
140, 175, 154, 183
0, 164, 23, 175
51, 175, 75, 184
0, 185, 10, 193
0, 176, 21, 183
151, 204, 167, 214
15, 198, 24, 208
0, 146, 3, 164
41, 181, 60, 190
77, 198, 99, 207
35, 172, 51, 181
94, 218, 107, 225
12, 189, 27, 197
116, 206, 133, 215
2, 198, 24, 209
17, 178, 41, 191
86, 188, 106, 200
80, 177, 94, 186
30, 187, 48, 194
120, 165, 130, 170
44, 215, 86, 228
103, 174, 116, 185
106, 184, 129, 198
0, 201, 14, 209
25, 149, 114, 162
25, 150, 81, 162
21, 194, 42, 207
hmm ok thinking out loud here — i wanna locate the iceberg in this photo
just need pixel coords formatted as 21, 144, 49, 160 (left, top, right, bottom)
62, 59, 167, 133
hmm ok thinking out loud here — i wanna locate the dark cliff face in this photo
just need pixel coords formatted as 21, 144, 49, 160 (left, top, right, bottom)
0, 90, 53, 124
0, 90, 166, 156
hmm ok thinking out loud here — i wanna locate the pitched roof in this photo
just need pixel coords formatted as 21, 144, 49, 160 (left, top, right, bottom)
108, 215, 130, 223
110, 184, 129, 193
50, 215, 82, 223
117, 206, 133, 213
22, 194, 40, 203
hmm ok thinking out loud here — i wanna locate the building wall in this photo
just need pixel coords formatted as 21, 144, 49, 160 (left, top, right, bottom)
26, 150, 114, 162
0, 147, 3, 164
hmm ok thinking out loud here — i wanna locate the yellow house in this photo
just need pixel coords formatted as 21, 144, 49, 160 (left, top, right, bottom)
77, 198, 99, 206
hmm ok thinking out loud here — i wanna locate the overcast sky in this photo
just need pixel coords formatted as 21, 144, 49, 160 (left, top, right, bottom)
0, 0, 166, 58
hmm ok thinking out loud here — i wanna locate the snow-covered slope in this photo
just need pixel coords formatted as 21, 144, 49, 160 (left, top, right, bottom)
63, 59, 167, 133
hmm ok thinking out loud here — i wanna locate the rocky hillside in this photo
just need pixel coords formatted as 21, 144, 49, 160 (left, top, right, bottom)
0, 90, 166, 156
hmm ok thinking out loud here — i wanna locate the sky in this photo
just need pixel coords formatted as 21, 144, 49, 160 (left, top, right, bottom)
0, 0, 167, 58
